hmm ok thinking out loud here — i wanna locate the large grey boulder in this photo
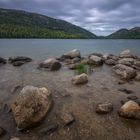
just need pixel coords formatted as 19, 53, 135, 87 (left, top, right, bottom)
113, 64, 137, 80
64, 49, 81, 59
118, 100, 140, 119
88, 55, 103, 65
39, 58, 61, 71
119, 49, 135, 58
104, 54, 118, 65
11, 86, 52, 130
117, 58, 135, 66
72, 73, 88, 85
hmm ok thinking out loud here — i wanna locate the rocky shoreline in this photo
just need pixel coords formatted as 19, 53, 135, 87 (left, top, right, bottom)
0, 49, 140, 140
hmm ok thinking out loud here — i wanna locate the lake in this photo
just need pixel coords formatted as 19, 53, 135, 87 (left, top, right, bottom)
0, 39, 140, 140
0, 39, 140, 59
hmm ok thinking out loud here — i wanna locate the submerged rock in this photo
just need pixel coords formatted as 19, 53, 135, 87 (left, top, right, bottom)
127, 95, 138, 100
0, 127, 6, 137
113, 64, 137, 80
135, 73, 140, 81
10, 137, 20, 140
11, 86, 52, 130
118, 88, 133, 94
118, 100, 140, 119
0, 57, 7, 64
12, 61, 25, 67
88, 55, 103, 65
9, 56, 32, 63
60, 112, 75, 125
39, 124, 58, 135
39, 58, 61, 71
96, 103, 113, 114
72, 73, 88, 85
9, 56, 32, 66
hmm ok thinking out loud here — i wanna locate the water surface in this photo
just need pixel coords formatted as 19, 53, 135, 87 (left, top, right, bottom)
0, 39, 140, 59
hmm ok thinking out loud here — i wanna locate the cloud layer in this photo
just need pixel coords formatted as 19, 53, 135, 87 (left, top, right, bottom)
0, 0, 140, 35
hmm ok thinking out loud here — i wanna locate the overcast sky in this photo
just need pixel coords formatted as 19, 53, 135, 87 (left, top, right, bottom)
0, 0, 140, 35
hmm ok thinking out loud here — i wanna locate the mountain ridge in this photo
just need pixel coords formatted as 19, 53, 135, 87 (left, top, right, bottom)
0, 8, 140, 39
107, 27, 140, 39
0, 8, 97, 39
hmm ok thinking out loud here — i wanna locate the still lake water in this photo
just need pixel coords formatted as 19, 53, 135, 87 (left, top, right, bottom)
0, 39, 140, 59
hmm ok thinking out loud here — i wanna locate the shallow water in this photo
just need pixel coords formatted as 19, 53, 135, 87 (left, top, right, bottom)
0, 39, 140, 140
0, 61, 140, 140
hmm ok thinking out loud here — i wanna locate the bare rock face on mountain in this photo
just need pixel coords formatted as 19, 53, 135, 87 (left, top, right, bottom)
118, 100, 140, 119
72, 73, 88, 85
11, 86, 52, 130
39, 58, 61, 71
113, 64, 137, 80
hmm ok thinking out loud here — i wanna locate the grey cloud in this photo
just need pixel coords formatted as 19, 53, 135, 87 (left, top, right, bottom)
0, 0, 140, 35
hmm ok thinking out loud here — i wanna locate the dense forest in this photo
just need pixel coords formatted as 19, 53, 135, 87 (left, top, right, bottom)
0, 8, 97, 39
107, 27, 140, 39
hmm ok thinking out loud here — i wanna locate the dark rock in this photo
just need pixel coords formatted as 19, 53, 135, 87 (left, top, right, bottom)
105, 59, 116, 65
127, 95, 138, 100
60, 112, 75, 125
0, 127, 6, 137
3, 103, 11, 113
39, 58, 61, 71
121, 99, 140, 106
118, 88, 133, 94
13, 61, 25, 67
9, 56, 32, 63
0, 57, 7, 64
96, 103, 113, 114
72, 57, 81, 63
11, 85, 21, 93
117, 80, 125, 85
39, 124, 58, 135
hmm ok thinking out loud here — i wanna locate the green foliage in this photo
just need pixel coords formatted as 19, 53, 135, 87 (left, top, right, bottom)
107, 27, 140, 39
0, 8, 97, 39
75, 63, 92, 74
